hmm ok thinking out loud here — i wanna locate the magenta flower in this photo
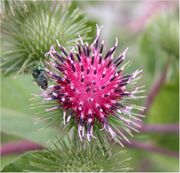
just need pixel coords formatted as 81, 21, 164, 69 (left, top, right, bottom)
42, 25, 145, 144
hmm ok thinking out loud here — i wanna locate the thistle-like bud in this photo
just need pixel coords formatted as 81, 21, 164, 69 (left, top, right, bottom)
29, 139, 132, 172
1, 0, 91, 75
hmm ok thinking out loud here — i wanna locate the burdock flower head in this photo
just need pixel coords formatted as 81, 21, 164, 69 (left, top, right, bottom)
41, 25, 145, 145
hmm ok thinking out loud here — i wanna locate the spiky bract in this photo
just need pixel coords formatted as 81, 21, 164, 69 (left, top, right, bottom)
1, 0, 91, 74
30, 138, 131, 172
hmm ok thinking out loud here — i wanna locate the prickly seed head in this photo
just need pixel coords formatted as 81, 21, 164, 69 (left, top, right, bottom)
43, 25, 145, 143
29, 139, 131, 172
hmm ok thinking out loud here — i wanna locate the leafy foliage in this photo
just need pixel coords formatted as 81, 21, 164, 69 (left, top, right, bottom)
1, 0, 91, 75
148, 78, 179, 151
1, 75, 56, 144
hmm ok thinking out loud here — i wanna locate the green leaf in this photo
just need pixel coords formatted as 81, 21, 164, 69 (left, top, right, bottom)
1, 133, 22, 145
148, 77, 179, 151
1, 108, 55, 144
1, 75, 36, 113
1, 155, 18, 170
1, 151, 44, 172
148, 152, 179, 172
1, 74, 56, 144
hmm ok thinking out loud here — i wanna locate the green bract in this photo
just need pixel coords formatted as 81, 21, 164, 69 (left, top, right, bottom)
2, 138, 131, 172
1, 0, 91, 75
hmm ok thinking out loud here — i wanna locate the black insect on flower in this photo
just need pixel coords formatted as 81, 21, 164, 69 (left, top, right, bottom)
32, 65, 48, 90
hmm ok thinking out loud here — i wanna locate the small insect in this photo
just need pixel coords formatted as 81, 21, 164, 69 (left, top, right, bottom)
32, 65, 48, 90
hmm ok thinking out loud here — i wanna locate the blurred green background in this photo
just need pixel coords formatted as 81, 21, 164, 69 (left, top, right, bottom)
1, 0, 179, 172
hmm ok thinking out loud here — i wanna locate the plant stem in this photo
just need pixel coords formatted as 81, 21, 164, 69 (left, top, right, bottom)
1, 122, 179, 158
122, 139, 179, 158
142, 59, 169, 115
139, 123, 179, 133
0, 140, 43, 156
